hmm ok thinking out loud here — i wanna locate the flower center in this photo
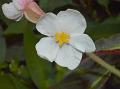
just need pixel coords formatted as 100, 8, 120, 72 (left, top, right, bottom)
55, 32, 70, 47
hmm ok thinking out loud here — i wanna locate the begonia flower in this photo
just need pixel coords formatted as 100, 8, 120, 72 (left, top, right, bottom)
35, 9, 96, 70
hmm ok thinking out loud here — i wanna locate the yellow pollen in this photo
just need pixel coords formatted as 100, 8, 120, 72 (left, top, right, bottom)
55, 32, 70, 47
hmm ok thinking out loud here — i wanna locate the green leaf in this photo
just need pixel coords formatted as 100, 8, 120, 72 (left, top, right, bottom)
24, 23, 47, 89
88, 71, 109, 89
0, 62, 8, 69
96, 34, 120, 50
10, 75, 29, 89
17, 65, 30, 79
0, 73, 29, 89
97, 0, 109, 7
4, 19, 27, 35
39, 0, 72, 11
0, 74, 15, 89
86, 15, 120, 41
110, 44, 120, 50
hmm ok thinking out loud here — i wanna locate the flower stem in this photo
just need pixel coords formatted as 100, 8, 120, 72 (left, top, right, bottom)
87, 53, 120, 78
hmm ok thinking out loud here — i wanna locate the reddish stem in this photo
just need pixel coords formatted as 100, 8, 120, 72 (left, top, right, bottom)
95, 49, 120, 55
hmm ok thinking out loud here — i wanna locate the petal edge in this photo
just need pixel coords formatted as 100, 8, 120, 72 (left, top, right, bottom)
70, 34, 96, 53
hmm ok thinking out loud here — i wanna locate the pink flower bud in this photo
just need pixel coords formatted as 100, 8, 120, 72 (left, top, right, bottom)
2, 0, 45, 23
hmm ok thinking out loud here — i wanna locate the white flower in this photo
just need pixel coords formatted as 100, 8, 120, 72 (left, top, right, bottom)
2, 0, 45, 23
35, 9, 96, 70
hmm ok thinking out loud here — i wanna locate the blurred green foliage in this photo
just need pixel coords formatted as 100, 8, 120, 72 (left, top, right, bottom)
0, 27, 6, 62
39, 0, 72, 11
0, 0, 120, 89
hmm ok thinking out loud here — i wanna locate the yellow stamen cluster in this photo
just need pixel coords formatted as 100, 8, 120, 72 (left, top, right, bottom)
55, 32, 70, 47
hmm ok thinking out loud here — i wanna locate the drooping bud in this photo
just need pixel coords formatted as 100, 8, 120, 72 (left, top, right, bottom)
2, 0, 45, 23
24, 1, 45, 23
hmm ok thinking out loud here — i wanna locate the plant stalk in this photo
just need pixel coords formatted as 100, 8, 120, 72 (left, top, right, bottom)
87, 53, 120, 78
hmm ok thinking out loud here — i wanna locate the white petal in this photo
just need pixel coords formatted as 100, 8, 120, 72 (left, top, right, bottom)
57, 9, 86, 35
35, 37, 59, 62
70, 34, 96, 52
2, 2, 23, 21
55, 45, 82, 70
36, 13, 59, 36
